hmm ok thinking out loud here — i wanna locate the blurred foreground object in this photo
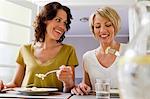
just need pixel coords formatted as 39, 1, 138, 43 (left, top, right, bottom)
118, 1, 150, 99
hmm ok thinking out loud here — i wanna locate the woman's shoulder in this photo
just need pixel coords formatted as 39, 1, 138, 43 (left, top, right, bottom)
120, 43, 128, 55
120, 43, 128, 50
62, 44, 75, 50
20, 43, 33, 50
120, 43, 128, 47
83, 49, 96, 58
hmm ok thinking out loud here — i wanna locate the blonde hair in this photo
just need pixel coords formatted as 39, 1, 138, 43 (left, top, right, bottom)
89, 7, 121, 36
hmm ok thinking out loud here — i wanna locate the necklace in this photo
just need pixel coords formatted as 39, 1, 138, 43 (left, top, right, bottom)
95, 47, 117, 68
105, 46, 120, 56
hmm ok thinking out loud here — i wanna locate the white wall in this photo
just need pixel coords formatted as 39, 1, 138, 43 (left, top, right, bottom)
0, 0, 36, 83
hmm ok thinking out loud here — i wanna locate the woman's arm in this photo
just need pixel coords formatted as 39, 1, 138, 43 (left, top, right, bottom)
63, 65, 75, 92
82, 64, 91, 87
57, 65, 75, 92
71, 63, 91, 95
4, 63, 25, 88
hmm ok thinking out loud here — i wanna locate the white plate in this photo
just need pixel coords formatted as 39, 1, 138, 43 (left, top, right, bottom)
13, 87, 58, 95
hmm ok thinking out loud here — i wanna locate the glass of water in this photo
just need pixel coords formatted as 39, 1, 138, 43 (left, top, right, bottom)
95, 79, 110, 99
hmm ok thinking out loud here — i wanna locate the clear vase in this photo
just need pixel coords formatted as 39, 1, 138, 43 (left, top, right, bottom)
118, 1, 150, 99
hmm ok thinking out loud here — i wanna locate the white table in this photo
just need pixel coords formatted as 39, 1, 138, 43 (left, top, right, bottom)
0, 91, 71, 98
70, 92, 120, 99
0, 90, 120, 99
70, 95, 120, 99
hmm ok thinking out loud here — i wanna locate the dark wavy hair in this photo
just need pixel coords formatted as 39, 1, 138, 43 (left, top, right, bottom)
33, 2, 73, 43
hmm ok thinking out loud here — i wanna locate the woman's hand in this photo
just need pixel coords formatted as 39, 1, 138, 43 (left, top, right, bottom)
0, 80, 5, 91
71, 83, 91, 95
57, 65, 74, 92
57, 65, 73, 83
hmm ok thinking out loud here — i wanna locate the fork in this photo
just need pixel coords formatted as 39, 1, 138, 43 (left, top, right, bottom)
35, 70, 59, 80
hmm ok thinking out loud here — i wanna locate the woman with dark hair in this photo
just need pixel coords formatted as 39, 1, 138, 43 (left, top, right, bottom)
0, 2, 78, 92
33, 1, 72, 43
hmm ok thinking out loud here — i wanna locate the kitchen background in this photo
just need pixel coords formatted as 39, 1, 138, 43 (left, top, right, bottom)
0, 0, 142, 84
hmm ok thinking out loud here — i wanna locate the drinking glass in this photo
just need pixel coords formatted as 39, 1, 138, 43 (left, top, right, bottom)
95, 79, 110, 99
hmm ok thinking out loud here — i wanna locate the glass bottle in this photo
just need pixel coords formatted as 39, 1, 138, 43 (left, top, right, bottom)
118, 1, 150, 99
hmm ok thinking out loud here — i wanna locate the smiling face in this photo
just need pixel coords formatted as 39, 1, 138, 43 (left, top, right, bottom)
45, 9, 67, 41
93, 14, 115, 44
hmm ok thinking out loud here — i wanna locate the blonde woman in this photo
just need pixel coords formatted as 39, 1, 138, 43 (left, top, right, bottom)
71, 7, 126, 95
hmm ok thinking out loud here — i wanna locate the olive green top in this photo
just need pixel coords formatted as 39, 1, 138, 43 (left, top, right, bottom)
16, 43, 78, 91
